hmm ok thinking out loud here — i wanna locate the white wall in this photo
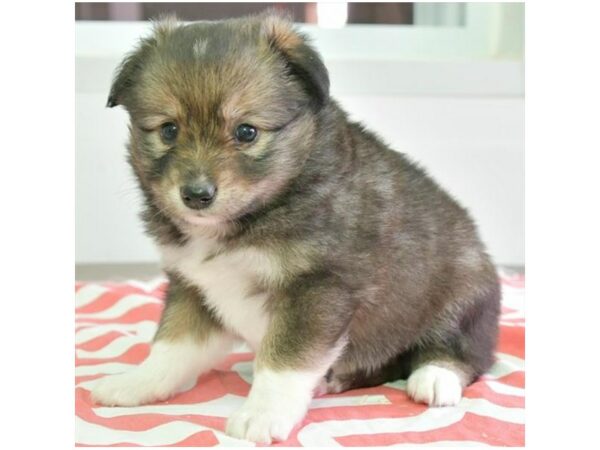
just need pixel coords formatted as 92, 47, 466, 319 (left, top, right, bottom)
75, 21, 524, 266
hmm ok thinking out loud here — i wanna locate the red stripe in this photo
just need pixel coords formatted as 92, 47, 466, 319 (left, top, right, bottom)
76, 343, 150, 366
463, 381, 524, 408
497, 326, 525, 358
333, 412, 524, 446
77, 331, 126, 352
76, 303, 163, 325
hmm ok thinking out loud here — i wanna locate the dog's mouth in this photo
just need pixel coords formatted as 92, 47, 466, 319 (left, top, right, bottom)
181, 214, 224, 227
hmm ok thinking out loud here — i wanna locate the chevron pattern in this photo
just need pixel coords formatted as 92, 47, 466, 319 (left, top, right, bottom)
75, 271, 525, 446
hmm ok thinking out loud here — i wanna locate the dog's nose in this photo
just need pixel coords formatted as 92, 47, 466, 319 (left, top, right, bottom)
180, 181, 217, 209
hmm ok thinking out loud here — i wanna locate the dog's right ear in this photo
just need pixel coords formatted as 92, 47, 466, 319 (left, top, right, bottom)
107, 15, 178, 108
106, 48, 146, 108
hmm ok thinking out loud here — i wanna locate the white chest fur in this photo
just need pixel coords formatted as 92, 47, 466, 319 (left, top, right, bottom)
159, 237, 277, 349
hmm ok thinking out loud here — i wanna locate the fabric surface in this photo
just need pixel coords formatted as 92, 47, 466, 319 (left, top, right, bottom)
75, 271, 525, 447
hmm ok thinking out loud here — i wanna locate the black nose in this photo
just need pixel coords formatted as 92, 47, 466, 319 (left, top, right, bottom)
180, 181, 217, 210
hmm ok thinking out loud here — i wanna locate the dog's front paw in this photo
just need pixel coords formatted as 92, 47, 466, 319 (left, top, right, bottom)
91, 370, 173, 407
226, 401, 302, 444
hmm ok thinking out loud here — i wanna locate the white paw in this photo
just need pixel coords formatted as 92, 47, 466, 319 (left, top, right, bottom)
226, 401, 302, 444
91, 370, 177, 406
407, 364, 463, 407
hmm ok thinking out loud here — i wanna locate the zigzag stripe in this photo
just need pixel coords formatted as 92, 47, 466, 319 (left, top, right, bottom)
76, 335, 149, 359
74, 416, 250, 446
486, 380, 525, 397
75, 362, 136, 377
75, 320, 157, 345
125, 277, 168, 292
297, 399, 524, 446
75, 284, 109, 308
390, 441, 492, 447
75, 294, 163, 320
90, 393, 393, 419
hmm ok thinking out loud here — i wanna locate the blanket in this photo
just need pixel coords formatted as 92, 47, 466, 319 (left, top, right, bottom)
75, 271, 524, 446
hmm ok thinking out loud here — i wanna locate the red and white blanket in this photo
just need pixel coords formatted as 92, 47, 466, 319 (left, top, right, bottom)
75, 272, 525, 446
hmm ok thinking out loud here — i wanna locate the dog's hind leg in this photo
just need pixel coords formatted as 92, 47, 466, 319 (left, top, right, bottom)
405, 358, 471, 407
406, 284, 501, 406
321, 282, 501, 407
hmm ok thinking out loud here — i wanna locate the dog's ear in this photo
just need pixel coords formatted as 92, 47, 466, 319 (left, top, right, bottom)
107, 15, 178, 108
106, 48, 146, 108
260, 13, 330, 109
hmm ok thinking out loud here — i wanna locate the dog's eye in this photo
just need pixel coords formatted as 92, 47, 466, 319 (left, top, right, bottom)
234, 124, 257, 143
160, 122, 178, 143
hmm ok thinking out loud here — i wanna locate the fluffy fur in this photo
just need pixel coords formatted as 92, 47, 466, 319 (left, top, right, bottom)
91, 12, 501, 444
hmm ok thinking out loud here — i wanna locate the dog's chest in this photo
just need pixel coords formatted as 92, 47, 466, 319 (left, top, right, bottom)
159, 238, 275, 349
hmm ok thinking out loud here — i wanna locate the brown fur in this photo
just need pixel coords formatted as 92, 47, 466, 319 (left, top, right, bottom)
109, 10, 501, 403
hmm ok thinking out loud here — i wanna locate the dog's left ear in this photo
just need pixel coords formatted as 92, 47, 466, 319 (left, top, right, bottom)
261, 13, 330, 109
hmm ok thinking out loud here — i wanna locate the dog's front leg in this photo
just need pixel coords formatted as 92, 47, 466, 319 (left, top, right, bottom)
226, 274, 352, 444
91, 275, 235, 406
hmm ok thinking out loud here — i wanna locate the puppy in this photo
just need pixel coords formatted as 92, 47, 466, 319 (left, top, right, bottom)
91, 12, 501, 444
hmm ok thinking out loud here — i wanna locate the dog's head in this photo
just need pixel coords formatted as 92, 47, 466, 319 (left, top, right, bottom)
108, 12, 329, 228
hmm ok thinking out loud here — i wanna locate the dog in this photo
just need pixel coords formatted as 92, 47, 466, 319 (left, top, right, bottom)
91, 12, 501, 444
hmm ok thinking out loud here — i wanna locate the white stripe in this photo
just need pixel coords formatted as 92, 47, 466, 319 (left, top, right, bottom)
75, 294, 162, 320
385, 379, 407, 389
76, 335, 148, 359
74, 416, 252, 446
486, 380, 525, 397
230, 361, 253, 383
75, 320, 157, 344
391, 441, 492, 447
77, 371, 199, 393
298, 409, 466, 446
486, 352, 525, 379
461, 397, 524, 424
502, 310, 525, 320
77, 379, 99, 390
126, 277, 167, 292
297, 398, 523, 446
501, 286, 525, 311
232, 342, 252, 352
93, 393, 244, 418
75, 362, 136, 377
499, 321, 525, 327
75, 284, 109, 308
90, 393, 392, 419
311, 394, 391, 408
